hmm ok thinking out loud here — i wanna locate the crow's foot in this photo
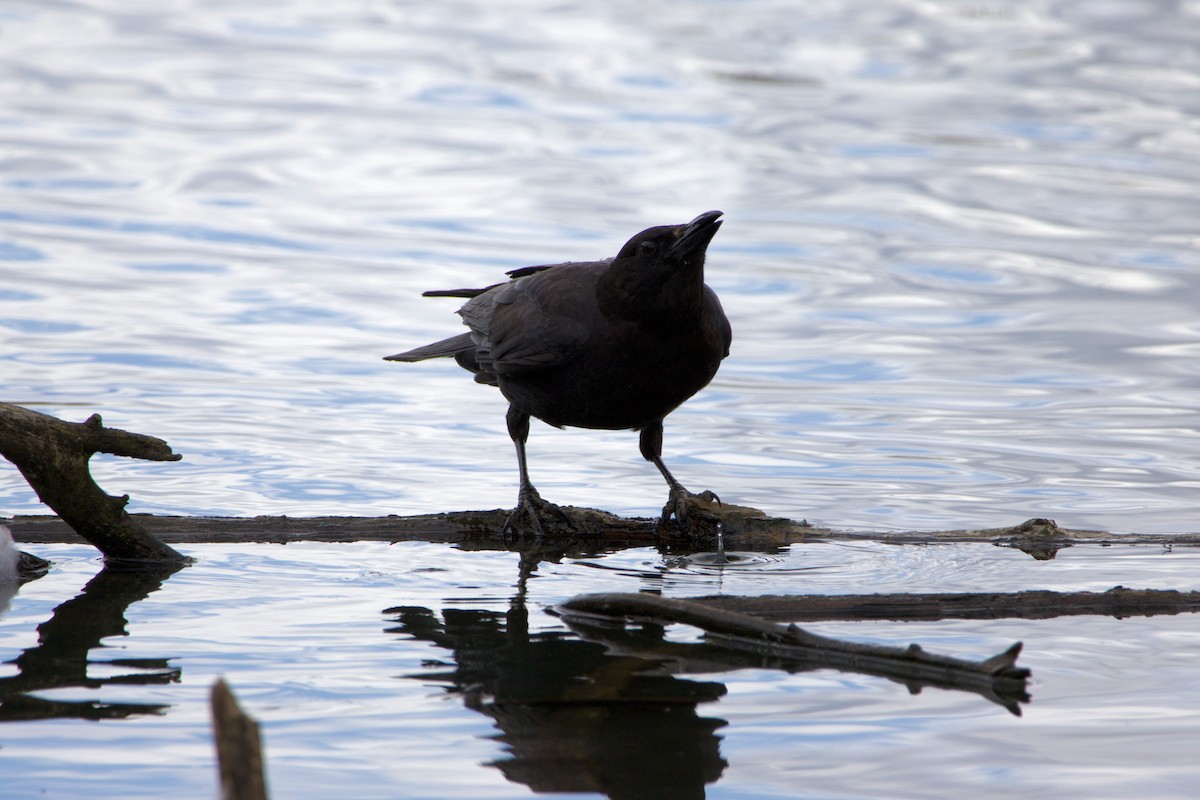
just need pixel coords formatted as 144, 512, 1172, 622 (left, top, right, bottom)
504, 485, 574, 539
661, 486, 721, 526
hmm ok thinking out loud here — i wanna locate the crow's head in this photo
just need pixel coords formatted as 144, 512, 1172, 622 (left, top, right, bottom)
615, 210, 723, 271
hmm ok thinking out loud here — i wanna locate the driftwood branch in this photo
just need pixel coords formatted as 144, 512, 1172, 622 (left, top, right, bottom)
0, 403, 186, 564
11, 510, 1196, 551
688, 586, 1200, 622
211, 679, 269, 800
556, 592, 1030, 714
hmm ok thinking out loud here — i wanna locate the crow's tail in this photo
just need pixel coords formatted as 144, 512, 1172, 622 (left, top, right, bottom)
383, 332, 474, 362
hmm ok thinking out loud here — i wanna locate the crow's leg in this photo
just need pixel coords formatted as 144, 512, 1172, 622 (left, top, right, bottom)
504, 406, 570, 537
639, 421, 720, 524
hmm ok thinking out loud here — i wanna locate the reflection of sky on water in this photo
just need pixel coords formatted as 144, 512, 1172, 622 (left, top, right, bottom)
1, 0, 1199, 536
4, 4, 1200, 795
2, 541, 1199, 799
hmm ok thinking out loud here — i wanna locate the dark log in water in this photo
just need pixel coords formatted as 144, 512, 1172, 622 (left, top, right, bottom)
6, 502, 803, 548
688, 586, 1200, 622
8, 507, 1197, 558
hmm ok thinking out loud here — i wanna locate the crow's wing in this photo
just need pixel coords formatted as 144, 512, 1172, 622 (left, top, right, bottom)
505, 258, 611, 280
422, 284, 499, 299
460, 262, 604, 377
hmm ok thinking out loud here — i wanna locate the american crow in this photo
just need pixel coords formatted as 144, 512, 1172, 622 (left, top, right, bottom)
385, 210, 730, 534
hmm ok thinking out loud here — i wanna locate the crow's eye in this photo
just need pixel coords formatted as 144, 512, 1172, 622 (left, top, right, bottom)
639, 240, 658, 255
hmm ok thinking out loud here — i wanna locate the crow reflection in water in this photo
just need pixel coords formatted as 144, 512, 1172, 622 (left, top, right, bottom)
386, 211, 730, 535
386, 605, 727, 799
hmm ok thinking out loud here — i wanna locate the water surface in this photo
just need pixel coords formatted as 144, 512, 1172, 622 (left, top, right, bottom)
2, 1, 1200, 798
2, 0, 1199, 533
3, 540, 1199, 799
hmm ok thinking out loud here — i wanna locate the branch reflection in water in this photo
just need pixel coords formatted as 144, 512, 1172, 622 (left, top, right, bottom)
0, 563, 183, 723
385, 569, 1029, 798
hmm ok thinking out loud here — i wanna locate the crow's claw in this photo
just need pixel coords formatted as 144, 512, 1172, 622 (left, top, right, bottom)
661, 486, 722, 525
505, 485, 573, 539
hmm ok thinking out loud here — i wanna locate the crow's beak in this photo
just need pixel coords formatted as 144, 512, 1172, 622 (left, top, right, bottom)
670, 210, 723, 260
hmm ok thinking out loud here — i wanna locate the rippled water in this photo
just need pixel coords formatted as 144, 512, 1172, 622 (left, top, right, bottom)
3, 541, 1200, 799
2, 0, 1199, 533
2, 1, 1200, 798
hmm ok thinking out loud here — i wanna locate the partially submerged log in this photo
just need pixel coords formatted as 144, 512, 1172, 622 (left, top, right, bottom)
556, 592, 1031, 714
10, 510, 1196, 551
689, 586, 1200, 622
0, 403, 186, 564
5, 504, 801, 549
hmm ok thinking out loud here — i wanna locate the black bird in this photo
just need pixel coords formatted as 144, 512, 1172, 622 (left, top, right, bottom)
385, 210, 730, 534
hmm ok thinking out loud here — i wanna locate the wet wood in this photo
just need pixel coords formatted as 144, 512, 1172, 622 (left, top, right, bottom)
556, 592, 1030, 714
4, 501, 805, 549
8, 508, 1198, 551
211, 679, 269, 800
688, 586, 1200, 622
0, 403, 187, 564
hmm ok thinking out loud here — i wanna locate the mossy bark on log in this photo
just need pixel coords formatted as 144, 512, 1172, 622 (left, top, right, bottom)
0, 403, 187, 563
